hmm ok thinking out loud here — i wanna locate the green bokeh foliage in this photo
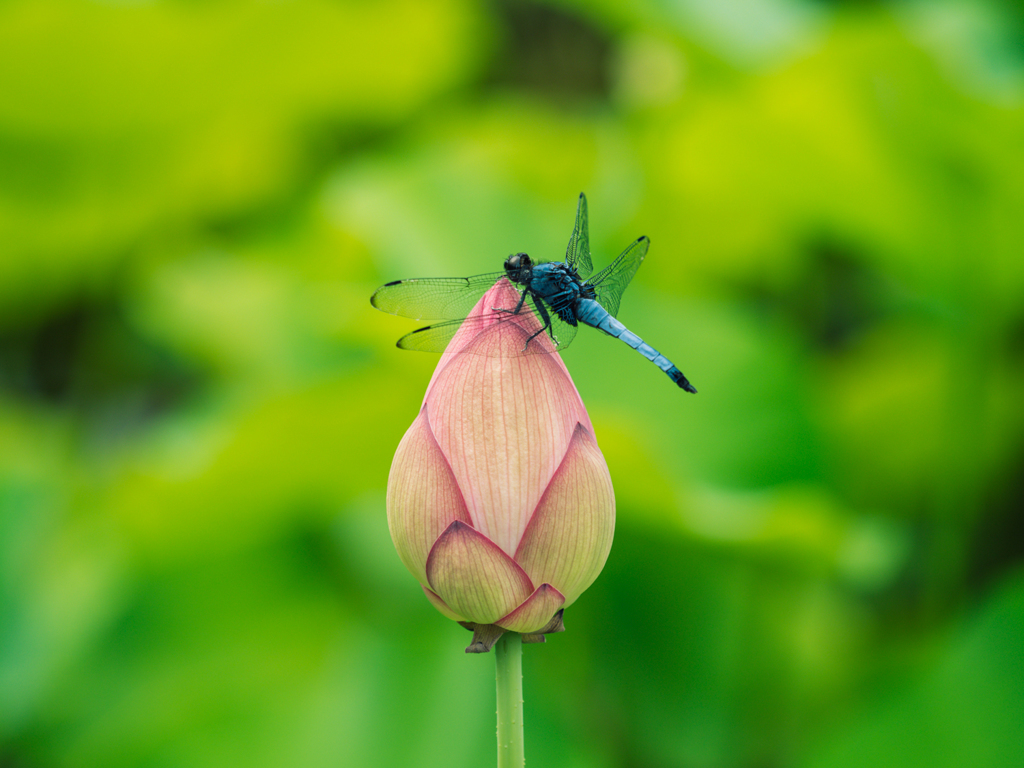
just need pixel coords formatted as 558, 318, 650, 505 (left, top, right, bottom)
1, 1, 1022, 766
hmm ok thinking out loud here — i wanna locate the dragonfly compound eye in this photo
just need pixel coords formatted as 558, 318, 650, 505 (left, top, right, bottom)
504, 252, 531, 272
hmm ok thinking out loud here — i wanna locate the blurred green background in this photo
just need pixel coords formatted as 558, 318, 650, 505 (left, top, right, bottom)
2, 0, 1023, 766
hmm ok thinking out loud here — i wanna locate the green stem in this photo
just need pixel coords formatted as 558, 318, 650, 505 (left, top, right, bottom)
495, 632, 524, 768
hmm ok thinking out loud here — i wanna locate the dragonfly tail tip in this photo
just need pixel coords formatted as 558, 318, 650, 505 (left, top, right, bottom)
668, 367, 697, 393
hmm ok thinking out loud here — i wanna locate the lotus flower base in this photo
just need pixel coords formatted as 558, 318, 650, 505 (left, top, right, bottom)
459, 609, 566, 653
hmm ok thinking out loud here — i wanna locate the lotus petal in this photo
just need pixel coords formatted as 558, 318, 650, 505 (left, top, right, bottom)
387, 409, 471, 585
496, 583, 566, 633
425, 281, 590, 557
422, 586, 466, 622
425, 521, 534, 624
514, 423, 614, 606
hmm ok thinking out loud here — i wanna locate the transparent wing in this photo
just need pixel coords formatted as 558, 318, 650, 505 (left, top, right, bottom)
528, 293, 579, 351
394, 318, 471, 352
396, 293, 578, 356
587, 235, 649, 318
370, 272, 505, 322
564, 192, 593, 279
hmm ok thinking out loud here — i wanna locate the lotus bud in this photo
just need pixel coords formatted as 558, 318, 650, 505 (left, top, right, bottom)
386, 278, 615, 652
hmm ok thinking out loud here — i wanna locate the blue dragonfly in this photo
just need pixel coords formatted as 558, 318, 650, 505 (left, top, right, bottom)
370, 193, 697, 392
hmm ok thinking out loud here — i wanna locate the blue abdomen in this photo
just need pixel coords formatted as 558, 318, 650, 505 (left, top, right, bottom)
575, 299, 696, 392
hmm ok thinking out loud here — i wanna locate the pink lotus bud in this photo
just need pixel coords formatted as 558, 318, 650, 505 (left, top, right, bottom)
386, 279, 615, 651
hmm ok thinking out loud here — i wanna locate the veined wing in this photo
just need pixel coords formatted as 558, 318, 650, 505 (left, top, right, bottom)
396, 293, 578, 356
370, 272, 505, 322
564, 192, 593, 279
587, 235, 649, 318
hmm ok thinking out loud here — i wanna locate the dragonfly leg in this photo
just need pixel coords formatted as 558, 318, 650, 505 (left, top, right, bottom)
522, 299, 554, 352
523, 325, 549, 351
491, 288, 530, 316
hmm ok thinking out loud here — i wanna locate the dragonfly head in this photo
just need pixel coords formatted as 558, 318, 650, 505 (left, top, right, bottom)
504, 252, 533, 284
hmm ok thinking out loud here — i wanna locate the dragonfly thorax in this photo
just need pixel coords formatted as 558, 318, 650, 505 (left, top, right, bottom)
504, 252, 533, 285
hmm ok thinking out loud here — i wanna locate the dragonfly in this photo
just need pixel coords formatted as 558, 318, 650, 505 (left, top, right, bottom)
370, 193, 697, 393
